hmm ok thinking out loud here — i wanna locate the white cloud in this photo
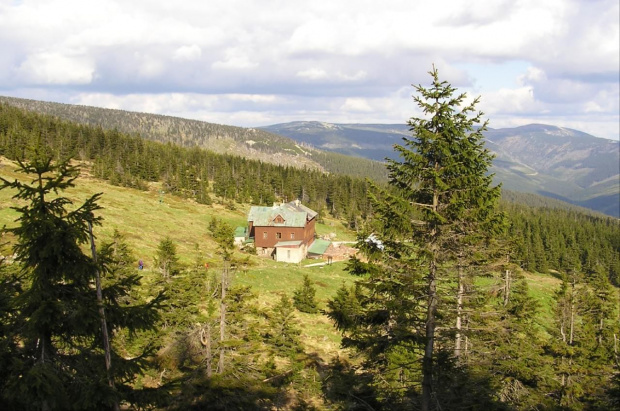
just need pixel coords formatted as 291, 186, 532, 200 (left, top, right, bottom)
227, 94, 277, 103
17, 52, 94, 84
480, 87, 540, 116
0, 0, 616, 139
173, 45, 202, 61
338, 71, 367, 82
72, 92, 219, 114
340, 98, 373, 112
212, 48, 258, 70
297, 68, 329, 81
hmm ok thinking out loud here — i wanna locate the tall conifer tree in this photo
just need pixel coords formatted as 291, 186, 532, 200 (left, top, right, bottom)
0, 154, 162, 410
327, 66, 502, 410
0, 154, 104, 410
395, 66, 501, 410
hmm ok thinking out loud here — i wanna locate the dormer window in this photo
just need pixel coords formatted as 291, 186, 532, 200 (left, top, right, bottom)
273, 215, 285, 224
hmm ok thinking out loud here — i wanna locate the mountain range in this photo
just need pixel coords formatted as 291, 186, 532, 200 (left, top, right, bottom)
1, 96, 618, 217
262, 122, 620, 217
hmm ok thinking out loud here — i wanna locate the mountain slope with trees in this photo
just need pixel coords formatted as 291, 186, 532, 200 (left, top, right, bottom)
1, 95, 616, 216
0, 92, 618, 410
0, 96, 388, 182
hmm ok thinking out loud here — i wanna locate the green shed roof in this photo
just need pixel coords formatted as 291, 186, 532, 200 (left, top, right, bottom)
308, 239, 331, 255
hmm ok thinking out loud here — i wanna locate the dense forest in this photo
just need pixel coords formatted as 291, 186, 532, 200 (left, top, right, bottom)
0, 97, 618, 410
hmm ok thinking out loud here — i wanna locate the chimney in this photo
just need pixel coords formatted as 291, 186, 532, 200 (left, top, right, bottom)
295, 199, 300, 207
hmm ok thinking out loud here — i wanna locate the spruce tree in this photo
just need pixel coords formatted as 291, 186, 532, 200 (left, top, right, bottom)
265, 294, 302, 356
0, 260, 21, 410
293, 274, 319, 314
0, 155, 105, 410
155, 236, 180, 279
327, 66, 502, 410
0, 155, 163, 410
391, 67, 502, 411
208, 217, 235, 374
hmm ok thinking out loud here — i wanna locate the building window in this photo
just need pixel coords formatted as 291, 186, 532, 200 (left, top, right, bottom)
287, 250, 291, 259
276, 232, 282, 239
290, 233, 295, 239
263, 232, 268, 239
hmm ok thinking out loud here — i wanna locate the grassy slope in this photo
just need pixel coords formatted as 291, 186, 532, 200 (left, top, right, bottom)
0, 157, 357, 360
0, 157, 561, 362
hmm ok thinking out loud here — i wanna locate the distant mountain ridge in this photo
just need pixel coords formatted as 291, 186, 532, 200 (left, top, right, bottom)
0, 96, 617, 216
262, 121, 410, 162
262, 121, 619, 217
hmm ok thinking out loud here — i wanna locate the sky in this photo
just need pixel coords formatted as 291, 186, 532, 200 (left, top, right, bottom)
1, 0, 618, 140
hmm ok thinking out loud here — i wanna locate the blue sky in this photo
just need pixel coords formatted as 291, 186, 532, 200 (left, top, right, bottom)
1, 0, 618, 140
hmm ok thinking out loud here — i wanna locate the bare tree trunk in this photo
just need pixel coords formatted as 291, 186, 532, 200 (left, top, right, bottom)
422, 255, 437, 411
559, 298, 568, 401
89, 220, 120, 411
422, 187, 439, 411
560, 317, 567, 344
40, 336, 50, 411
503, 269, 511, 307
454, 262, 464, 358
218, 262, 228, 374
614, 333, 618, 366
464, 332, 469, 360
201, 324, 213, 378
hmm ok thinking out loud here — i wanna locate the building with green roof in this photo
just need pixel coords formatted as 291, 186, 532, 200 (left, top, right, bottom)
247, 200, 319, 263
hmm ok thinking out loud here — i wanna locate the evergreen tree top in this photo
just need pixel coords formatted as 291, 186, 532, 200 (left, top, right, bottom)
387, 66, 501, 234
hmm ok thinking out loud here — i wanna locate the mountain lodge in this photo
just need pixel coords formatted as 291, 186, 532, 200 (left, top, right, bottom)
247, 200, 318, 263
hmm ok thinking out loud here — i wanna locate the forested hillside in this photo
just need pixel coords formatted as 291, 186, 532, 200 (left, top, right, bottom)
0, 96, 388, 182
0, 103, 375, 223
0, 101, 618, 410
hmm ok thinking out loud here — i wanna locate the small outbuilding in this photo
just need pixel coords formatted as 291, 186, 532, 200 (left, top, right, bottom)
234, 226, 248, 246
307, 238, 332, 259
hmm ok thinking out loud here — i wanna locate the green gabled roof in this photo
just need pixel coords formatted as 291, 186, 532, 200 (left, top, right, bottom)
248, 201, 317, 228
234, 226, 248, 237
308, 239, 331, 255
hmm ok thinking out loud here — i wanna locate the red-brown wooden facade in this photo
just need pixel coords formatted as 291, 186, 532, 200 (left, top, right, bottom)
247, 202, 317, 249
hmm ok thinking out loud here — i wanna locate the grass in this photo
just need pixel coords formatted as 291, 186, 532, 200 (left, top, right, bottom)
524, 271, 561, 327
0, 157, 354, 361
315, 216, 357, 242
